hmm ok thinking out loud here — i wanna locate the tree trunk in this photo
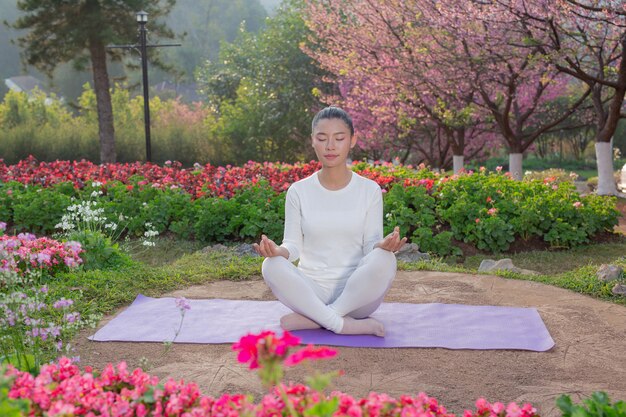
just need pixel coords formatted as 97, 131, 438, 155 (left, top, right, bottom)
595, 141, 618, 195
453, 155, 464, 173
89, 37, 116, 163
509, 153, 523, 180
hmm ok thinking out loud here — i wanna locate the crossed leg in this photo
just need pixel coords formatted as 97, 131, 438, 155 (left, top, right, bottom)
262, 248, 397, 336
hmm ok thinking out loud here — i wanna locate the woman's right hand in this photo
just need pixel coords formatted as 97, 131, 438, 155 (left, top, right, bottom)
252, 234, 289, 259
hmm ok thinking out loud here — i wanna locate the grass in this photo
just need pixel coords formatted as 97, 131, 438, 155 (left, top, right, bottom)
461, 241, 626, 275
51, 235, 626, 323
50, 238, 264, 319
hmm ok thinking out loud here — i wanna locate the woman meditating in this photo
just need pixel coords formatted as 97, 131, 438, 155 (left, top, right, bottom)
253, 106, 406, 337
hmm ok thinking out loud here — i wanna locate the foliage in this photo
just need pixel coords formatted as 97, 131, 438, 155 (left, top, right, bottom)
53, 187, 158, 270
194, 182, 285, 242
0, 86, 229, 166
384, 184, 459, 257
436, 170, 619, 252
557, 392, 626, 417
10, 182, 76, 235
197, 0, 329, 164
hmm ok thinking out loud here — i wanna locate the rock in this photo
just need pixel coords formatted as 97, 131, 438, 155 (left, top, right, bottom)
478, 259, 497, 271
612, 283, 626, 296
395, 243, 430, 263
597, 264, 623, 282
234, 243, 260, 257
201, 243, 229, 253
478, 258, 539, 275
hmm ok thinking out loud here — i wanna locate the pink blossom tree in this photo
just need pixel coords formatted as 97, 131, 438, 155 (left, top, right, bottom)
303, 0, 590, 177
491, 0, 626, 194
303, 0, 492, 171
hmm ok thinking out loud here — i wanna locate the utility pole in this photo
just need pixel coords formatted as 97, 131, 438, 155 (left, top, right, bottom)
108, 11, 180, 162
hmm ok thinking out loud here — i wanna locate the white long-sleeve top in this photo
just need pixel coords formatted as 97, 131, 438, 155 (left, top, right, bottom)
279, 171, 383, 284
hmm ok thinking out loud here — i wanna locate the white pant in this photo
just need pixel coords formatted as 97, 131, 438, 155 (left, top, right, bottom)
262, 248, 397, 333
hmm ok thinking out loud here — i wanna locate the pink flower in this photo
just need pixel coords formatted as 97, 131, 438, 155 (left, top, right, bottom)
232, 331, 271, 369
492, 401, 505, 413
495, 166, 503, 172
487, 208, 498, 216
284, 345, 337, 366
573, 201, 583, 209
506, 402, 522, 417
475, 218, 481, 224
275, 331, 300, 356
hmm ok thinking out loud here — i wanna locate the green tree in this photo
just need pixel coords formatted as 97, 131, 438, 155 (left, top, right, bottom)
10, 0, 176, 163
197, 0, 330, 163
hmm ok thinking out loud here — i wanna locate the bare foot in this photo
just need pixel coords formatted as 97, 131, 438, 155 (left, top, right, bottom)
339, 316, 385, 337
280, 313, 321, 331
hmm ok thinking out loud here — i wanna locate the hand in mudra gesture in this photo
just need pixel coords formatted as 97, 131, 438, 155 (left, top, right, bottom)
253, 234, 289, 259
376, 226, 407, 253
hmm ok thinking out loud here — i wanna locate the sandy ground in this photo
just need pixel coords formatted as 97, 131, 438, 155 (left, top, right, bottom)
74, 270, 626, 416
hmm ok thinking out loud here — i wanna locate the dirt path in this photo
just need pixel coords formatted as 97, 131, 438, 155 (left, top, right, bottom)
74, 271, 626, 416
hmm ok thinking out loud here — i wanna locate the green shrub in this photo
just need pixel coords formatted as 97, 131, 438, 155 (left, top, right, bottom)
11, 183, 77, 234
67, 230, 132, 271
193, 183, 284, 243
436, 172, 619, 253
383, 184, 459, 256
557, 392, 626, 417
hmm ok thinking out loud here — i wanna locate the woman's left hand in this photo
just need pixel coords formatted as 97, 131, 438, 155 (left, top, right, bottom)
375, 226, 407, 253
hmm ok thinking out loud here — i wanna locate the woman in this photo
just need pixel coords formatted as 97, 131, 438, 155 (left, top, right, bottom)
253, 106, 406, 336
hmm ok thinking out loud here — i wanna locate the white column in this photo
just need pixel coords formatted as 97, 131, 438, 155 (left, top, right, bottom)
453, 155, 464, 174
509, 153, 523, 180
595, 141, 617, 195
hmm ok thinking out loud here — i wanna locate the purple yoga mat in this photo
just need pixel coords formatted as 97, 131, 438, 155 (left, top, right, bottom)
88, 295, 555, 351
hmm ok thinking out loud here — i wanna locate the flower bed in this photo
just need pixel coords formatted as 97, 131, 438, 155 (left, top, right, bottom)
0, 158, 619, 255
4, 331, 542, 417
0, 157, 425, 200
0, 233, 83, 277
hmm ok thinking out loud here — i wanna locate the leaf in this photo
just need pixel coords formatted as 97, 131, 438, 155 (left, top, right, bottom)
304, 397, 339, 417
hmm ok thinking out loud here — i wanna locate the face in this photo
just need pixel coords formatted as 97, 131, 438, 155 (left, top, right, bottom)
311, 118, 356, 168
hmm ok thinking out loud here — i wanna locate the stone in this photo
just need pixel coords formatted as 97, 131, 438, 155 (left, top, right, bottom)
201, 243, 229, 253
612, 283, 626, 296
395, 243, 430, 263
597, 264, 623, 282
478, 259, 497, 272
478, 258, 539, 275
234, 243, 260, 257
